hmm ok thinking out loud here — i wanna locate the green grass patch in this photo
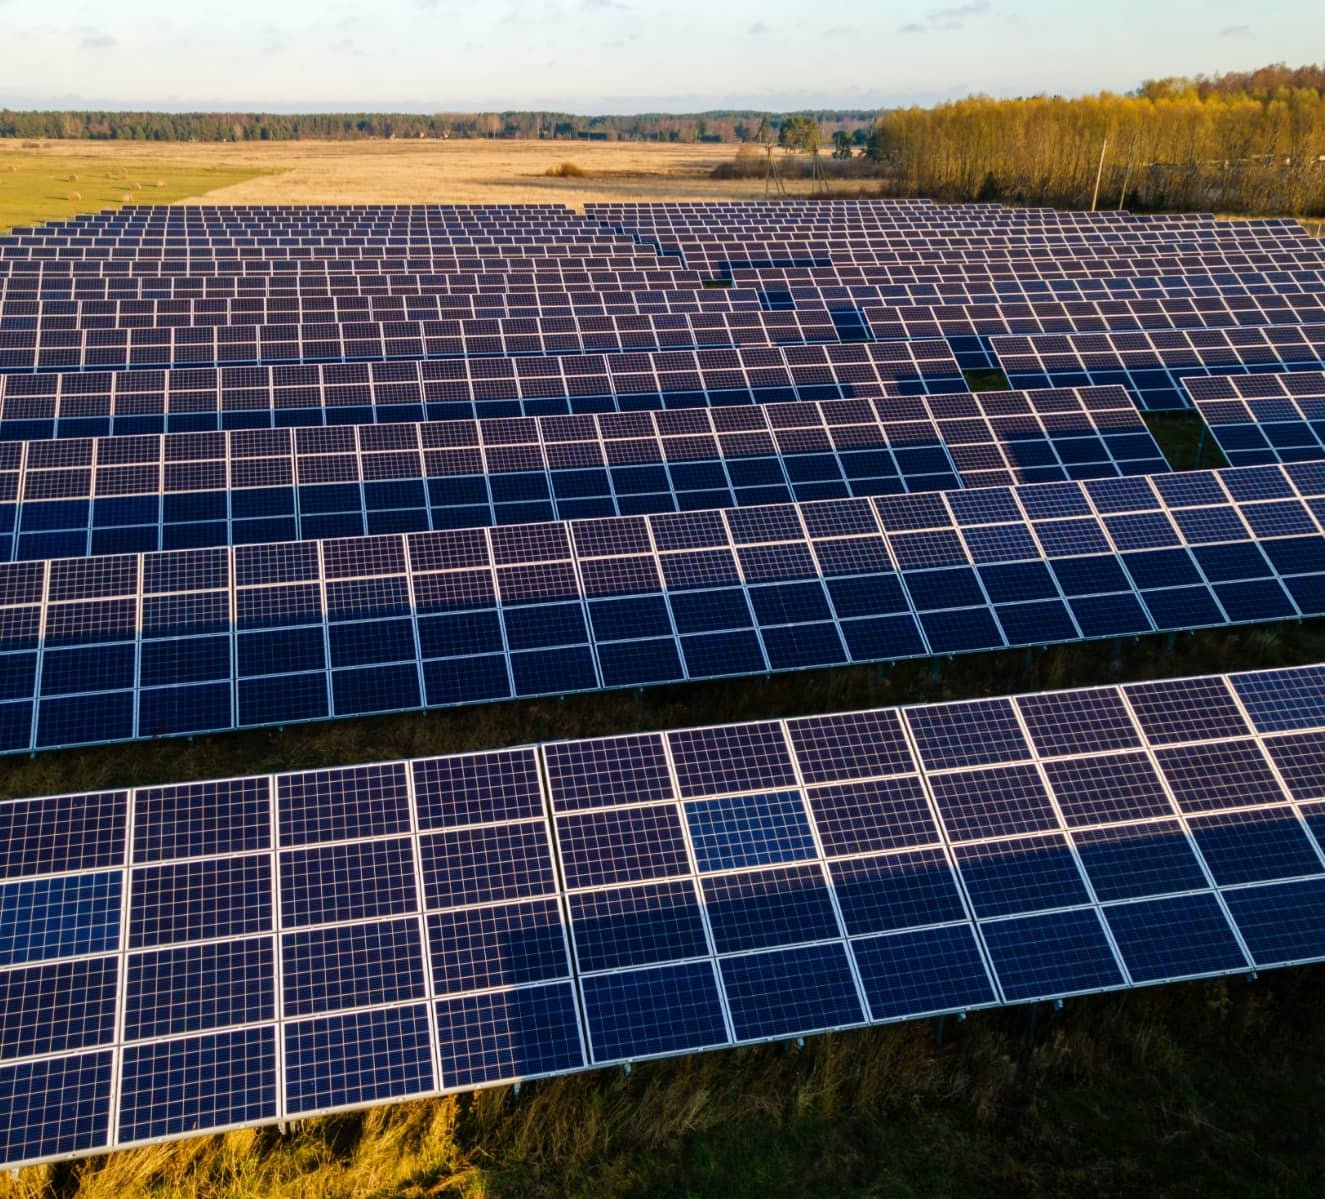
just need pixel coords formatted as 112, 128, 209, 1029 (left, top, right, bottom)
1144, 410, 1229, 471
0, 151, 270, 232
963, 367, 1012, 392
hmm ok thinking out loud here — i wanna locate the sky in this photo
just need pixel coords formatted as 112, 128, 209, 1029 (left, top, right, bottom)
0, 0, 1320, 113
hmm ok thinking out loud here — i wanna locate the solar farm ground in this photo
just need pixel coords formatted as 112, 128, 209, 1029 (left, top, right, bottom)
1, 139, 842, 231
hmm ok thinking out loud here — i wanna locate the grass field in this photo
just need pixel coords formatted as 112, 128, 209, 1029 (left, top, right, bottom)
0, 139, 844, 231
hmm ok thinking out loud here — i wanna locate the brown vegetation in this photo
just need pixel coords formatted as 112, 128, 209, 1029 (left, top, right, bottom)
870, 91, 1325, 215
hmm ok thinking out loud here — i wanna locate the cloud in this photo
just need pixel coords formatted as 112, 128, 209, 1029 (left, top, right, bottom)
748, 21, 770, 34
79, 31, 117, 49
896, 0, 990, 34
583, 0, 630, 9
1218, 23, 1252, 37
824, 26, 859, 37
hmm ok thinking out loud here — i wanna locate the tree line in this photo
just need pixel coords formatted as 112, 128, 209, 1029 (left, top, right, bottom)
863, 83, 1325, 216
0, 109, 878, 144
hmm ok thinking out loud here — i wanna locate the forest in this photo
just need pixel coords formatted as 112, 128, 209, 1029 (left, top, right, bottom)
865, 85, 1325, 216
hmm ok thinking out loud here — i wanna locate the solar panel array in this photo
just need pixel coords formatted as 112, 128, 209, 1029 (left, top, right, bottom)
4, 662, 1325, 1170
3, 457, 1325, 752
1185, 371, 1325, 468
4, 198, 1325, 1168
0, 344, 968, 441
0, 385, 1167, 563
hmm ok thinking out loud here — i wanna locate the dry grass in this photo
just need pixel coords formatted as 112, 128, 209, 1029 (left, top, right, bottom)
0, 139, 859, 229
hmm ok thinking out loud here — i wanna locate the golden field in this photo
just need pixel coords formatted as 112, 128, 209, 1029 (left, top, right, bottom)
0, 138, 838, 229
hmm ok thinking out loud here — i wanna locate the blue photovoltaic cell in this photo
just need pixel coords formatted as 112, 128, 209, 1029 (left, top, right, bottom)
1232, 665, 1325, 733
435, 982, 584, 1087
582, 960, 729, 1062
684, 791, 817, 873
279, 838, 418, 927
568, 880, 709, 972
1103, 893, 1247, 982
118, 1027, 277, 1143
719, 942, 864, 1041
852, 925, 998, 1020
412, 749, 544, 828
557, 804, 689, 888
277, 763, 410, 847
1153, 740, 1286, 812
702, 864, 839, 953
0, 792, 126, 878
0, 1051, 112, 1166
829, 848, 967, 935
1263, 733, 1325, 801
955, 835, 1090, 918
1015, 689, 1140, 757
0, 872, 121, 966
1222, 877, 1325, 965
420, 822, 555, 909
544, 734, 674, 811
904, 699, 1029, 770
281, 918, 426, 1017
980, 908, 1126, 1001
1123, 677, 1249, 744
805, 776, 939, 856
428, 899, 570, 991
1187, 808, 1324, 886
124, 938, 275, 1040
785, 711, 915, 784
1071, 820, 1208, 901
284, 1004, 434, 1116
131, 779, 270, 862
129, 855, 272, 948
0, 957, 117, 1059
667, 723, 796, 798
1041, 753, 1175, 826
928, 764, 1058, 842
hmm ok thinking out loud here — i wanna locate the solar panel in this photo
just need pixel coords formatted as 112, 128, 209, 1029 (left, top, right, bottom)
3, 457, 1325, 752
0, 344, 967, 440
992, 327, 1325, 411
0, 386, 1171, 563
6, 659, 1325, 1169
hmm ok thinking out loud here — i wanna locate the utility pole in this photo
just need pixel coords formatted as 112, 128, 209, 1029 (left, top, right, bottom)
1091, 135, 1108, 212
1117, 139, 1136, 211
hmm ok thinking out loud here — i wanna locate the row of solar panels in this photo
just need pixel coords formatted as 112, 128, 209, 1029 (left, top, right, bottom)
4, 235, 1308, 258
0, 345, 969, 441
3, 269, 1322, 307
3, 661, 1325, 1169
3, 222, 1288, 242
0, 274, 720, 301
1189, 371, 1325, 468
730, 253, 1325, 283
992, 325, 1325, 411
2, 456, 1325, 750
0, 289, 764, 325
10, 286, 1324, 333
1, 247, 1319, 277
4, 259, 1319, 295
0, 259, 689, 278
8, 300, 1325, 386
0, 310, 858, 374
0, 386, 1166, 561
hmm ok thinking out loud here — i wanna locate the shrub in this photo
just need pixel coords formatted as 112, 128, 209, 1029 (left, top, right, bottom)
545, 161, 587, 178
